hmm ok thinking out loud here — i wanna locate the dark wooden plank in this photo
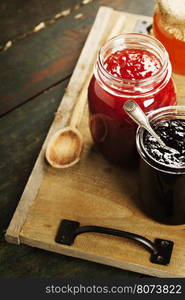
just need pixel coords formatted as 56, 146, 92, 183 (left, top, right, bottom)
0, 0, 82, 45
0, 0, 155, 46
0, 0, 155, 116
0, 79, 68, 230
0, 78, 143, 278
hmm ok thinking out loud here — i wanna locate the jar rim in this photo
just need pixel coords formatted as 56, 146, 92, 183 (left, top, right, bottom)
136, 105, 185, 174
98, 33, 169, 85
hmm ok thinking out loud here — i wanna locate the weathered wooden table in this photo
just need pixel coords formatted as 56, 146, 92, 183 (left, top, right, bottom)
0, 0, 155, 278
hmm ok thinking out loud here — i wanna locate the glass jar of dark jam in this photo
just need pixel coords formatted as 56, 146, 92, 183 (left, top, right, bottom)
136, 106, 185, 225
88, 34, 176, 167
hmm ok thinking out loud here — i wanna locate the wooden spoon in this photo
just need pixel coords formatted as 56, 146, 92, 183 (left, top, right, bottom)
45, 90, 86, 168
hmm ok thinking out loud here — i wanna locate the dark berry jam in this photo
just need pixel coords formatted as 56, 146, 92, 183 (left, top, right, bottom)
88, 39, 176, 167
139, 118, 185, 225
144, 119, 185, 168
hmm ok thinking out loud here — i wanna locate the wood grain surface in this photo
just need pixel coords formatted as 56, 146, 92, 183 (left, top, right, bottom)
1, 0, 157, 279
6, 7, 185, 278
0, 0, 82, 45
1, 76, 138, 279
0, 0, 155, 116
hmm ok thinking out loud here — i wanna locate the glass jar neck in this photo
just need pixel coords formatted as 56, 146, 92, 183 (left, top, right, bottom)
94, 33, 171, 98
136, 106, 185, 175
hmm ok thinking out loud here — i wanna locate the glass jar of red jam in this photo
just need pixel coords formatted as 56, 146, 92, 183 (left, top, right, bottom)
136, 106, 185, 225
88, 34, 176, 167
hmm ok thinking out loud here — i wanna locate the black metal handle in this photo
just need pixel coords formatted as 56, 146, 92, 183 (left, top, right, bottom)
55, 219, 174, 265
75, 225, 157, 253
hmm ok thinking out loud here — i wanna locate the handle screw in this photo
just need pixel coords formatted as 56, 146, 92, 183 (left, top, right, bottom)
157, 255, 163, 263
161, 240, 169, 247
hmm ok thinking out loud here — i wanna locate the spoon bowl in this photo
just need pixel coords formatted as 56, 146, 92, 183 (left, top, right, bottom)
46, 127, 83, 168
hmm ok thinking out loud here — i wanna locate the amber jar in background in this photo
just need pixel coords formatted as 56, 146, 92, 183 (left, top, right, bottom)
153, 0, 185, 75
88, 34, 176, 167
136, 106, 185, 225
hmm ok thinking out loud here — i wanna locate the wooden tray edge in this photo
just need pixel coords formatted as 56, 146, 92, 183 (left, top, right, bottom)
5, 6, 118, 244
19, 235, 184, 278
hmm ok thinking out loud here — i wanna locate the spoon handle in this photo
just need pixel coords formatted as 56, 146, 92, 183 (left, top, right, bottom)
70, 84, 89, 128
124, 100, 166, 148
124, 100, 150, 128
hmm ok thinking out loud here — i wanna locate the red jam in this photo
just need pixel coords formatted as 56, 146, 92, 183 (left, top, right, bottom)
88, 36, 176, 167
104, 49, 161, 80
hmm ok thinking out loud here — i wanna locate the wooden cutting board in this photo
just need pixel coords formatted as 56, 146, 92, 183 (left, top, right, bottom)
5, 6, 185, 278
